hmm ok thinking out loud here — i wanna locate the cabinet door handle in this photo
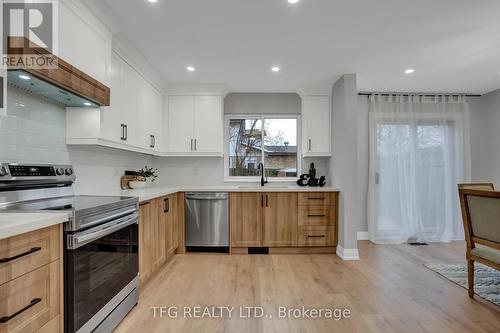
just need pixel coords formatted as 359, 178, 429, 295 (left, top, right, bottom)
0, 298, 42, 323
265, 194, 269, 207
308, 235, 326, 238
194, 139, 197, 151
261, 194, 264, 207
120, 124, 126, 141
0, 247, 42, 263
150, 135, 155, 148
164, 198, 169, 213
308, 139, 312, 151
308, 214, 326, 217
190, 139, 193, 151
124, 124, 128, 141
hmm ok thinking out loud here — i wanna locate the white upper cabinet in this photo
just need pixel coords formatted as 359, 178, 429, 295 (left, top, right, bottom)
166, 95, 223, 156
302, 95, 331, 156
67, 51, 163, 155
167, 96, 195, 153
193, 96, 222, 153
137, 73, 163, 151
58, 0, 112, 85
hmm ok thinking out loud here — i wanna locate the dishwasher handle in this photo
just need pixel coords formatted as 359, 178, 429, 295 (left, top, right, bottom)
185, 192, 228, 201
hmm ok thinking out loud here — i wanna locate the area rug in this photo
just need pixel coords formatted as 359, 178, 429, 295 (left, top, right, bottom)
424, 263, 500, 306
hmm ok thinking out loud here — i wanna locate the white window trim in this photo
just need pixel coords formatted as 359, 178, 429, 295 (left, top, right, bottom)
224, 114, 302, 183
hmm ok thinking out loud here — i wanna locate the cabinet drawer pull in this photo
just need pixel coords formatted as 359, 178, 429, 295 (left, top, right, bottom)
139, 202, 150, 207
308, 197, 326, 200
308, 214, 326, 217
0, 247, 42, 264
120, 124, 126, 141
164, 198, 170, 213
0, 298, 42, 323
307, 235, 326, 238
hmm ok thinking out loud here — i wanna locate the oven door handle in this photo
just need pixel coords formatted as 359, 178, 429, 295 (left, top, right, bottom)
67, 213, 138, 250
88, 207, 138, 227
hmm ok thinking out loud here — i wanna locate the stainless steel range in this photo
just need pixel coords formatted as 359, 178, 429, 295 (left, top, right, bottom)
0, 163, 139, 333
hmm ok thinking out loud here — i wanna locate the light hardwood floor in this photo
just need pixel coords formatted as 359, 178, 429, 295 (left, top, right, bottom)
115, 241, 500, 333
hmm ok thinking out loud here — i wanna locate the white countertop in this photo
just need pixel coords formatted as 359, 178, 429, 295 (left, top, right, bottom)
0, 186, 339, 240
0, 212, 69, 240
81, 186, 341, 203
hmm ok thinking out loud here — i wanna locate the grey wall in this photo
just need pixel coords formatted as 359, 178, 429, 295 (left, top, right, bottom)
469, 89, 500, 187
330, 74, 361, 251
224, 93, 301, 114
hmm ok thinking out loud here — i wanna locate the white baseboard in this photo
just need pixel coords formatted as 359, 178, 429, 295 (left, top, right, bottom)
336, 245, 360, 261
357, 231, 369, 240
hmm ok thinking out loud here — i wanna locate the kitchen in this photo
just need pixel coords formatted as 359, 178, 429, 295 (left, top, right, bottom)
1, 1, 500, 333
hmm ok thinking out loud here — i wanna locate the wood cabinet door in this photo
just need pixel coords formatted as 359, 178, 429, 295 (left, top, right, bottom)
230, 193, 263, 247
263, 193, 298, 247
151, 198, 166, 270
166, 194, 178, 255
139, 202, 153, 284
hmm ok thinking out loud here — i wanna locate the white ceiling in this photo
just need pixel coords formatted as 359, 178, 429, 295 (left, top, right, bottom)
103, 0, 500, 94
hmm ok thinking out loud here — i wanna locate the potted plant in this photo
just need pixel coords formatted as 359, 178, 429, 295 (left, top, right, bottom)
129, 166, 158, 189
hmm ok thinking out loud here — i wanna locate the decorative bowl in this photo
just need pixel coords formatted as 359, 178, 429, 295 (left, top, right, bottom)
129, 180, 146, 189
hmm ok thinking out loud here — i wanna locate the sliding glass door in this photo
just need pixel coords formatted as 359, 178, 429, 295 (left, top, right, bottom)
368, 95, 469, 244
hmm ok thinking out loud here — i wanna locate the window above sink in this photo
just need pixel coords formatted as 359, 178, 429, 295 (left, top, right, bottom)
224, 115, 300, 182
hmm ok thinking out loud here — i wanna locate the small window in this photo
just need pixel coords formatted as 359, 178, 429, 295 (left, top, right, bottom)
226, 116, 299, 181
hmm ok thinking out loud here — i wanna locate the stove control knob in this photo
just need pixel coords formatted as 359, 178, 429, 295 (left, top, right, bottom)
0, 166, 8, 177
65, 168, 73, 176
56, 168, 65, 176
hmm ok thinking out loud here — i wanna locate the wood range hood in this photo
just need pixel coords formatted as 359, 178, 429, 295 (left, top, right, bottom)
6, 37, 110, 107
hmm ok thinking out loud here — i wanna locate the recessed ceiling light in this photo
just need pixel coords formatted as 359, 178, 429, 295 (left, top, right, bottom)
271, 66, 280, 72
404, 68, 415, 74
19, 75, 31, 80
288, 0, 299, 3
83, 102, 92, 106
186, 66, 196, 72
147, 0, 158, 3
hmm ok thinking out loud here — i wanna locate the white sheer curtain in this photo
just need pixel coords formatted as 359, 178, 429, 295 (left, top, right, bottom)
367, 94, 470, 244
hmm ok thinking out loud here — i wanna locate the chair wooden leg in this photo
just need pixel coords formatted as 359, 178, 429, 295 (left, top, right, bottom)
467, 259, 474, 297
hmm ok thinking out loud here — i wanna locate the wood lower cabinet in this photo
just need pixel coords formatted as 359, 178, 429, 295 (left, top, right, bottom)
139, 194, 179, 285
263, 193, 298, 247
230, 191, 338, 250
164, 194, 178, 255
230, 193, 263, 247
231, 192, 299, 248
0, 225, 63, 333
298, 192, 338, 247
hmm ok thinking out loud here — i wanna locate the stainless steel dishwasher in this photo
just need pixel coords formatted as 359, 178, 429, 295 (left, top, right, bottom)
185, 192, 229, 253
